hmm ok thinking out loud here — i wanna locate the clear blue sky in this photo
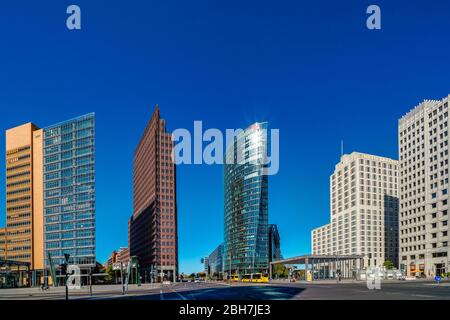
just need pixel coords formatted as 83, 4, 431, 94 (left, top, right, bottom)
0, 0, 449, 274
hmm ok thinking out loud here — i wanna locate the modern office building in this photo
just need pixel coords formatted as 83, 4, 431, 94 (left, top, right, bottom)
312, 152, 399, 268
0, 228, 6, 260
203, 257, 210, 274
311, 224, 332, 255
268, 224, 281, 262
42, 113, 96, 269
1, 113, 96, 286
206, 243, 224, 277
4, 123, 44, 272
398, 95, 450, 277
223, 122, 269, 276
128, 105, 178, 282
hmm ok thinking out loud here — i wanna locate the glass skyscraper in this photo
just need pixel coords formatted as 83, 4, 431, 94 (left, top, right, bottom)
43, 113, 96, 267
224, 122, 269, 276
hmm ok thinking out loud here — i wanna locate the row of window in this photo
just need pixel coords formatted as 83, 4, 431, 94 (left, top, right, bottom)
46, 239, 94, 249
45, 221, 95, 232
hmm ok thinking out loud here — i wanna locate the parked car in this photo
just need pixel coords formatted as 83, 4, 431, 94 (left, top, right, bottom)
395, 272, 406, 280
386, 271, 395, 280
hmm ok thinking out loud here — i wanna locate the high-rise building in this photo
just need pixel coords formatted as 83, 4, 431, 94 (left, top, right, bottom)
312, 152, 399, 268
268, 224, 281, 262
206, 244, 224, 277
129, 105, 178, 282
0, 227, 6, 260
203, 257, 210, 274
398, 95, 450, 277
311, 224, 331, 255
1, 113, 96, 285
42, 113, 96, 268
5, 123, 44, 271
223, 122, 269, 276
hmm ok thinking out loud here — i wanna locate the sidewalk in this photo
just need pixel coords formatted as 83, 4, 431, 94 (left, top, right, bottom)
269, 278, 447, 285
270, 279, 361, 284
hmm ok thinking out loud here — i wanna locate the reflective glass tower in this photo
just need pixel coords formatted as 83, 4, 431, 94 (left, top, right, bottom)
42, 113, 96, 268
224, 122, 269, 276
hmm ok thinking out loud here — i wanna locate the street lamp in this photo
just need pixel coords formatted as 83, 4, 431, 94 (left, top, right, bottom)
62, 253, 71, 301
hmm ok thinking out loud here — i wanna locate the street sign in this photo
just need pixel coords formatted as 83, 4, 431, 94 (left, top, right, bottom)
112, 263, 122, 271
435, 275, 441, 283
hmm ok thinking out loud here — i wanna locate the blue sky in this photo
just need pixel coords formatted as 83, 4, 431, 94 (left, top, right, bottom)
0, 0, 449, 274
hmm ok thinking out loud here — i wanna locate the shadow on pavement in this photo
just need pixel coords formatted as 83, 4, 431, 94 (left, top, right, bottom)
110, 285, 305, 300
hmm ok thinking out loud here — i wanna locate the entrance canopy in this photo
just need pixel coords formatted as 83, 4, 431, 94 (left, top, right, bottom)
269, 254, 364, 280
270, 254, 364, 266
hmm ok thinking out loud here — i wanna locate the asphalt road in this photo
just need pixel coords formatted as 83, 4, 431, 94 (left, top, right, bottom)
1, 280, 449, 300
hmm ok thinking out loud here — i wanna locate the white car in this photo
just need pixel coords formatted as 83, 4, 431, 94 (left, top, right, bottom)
396, 273, 406, 280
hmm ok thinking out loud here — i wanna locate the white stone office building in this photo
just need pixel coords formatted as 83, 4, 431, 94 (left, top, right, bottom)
398, 95, 450, 277
311, 224, 331, 255
312, 152, 399, 268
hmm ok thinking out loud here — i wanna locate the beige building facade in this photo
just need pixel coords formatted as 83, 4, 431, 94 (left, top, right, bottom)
398, 95, 450, 277
0, 227, 6, 260
312, 152, 399, 268
4, 123, 43, 270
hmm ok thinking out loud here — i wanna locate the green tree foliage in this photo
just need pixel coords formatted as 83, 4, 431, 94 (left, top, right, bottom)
105, 265, 114, 283
273, 264, 289, 278
383, 260, 394, 270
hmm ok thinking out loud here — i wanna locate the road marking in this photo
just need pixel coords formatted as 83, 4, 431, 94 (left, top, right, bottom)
424, 283, 450, 287
411, 294, 434, 298
171, 288, 187, 300
208, 282, 231, 286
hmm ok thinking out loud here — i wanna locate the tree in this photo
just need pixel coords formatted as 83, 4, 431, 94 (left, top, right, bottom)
383, 260, 394, 270
189, 273, 196, 280
273, 264, 289, 278
105, 265, 114, 283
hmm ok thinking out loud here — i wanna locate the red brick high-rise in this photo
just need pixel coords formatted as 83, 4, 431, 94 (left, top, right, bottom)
129, 105, 178, 282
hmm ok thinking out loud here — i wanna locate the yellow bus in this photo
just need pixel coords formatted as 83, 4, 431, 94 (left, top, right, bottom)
252, 273, 269, 283
230, 274, 240, 282
241, 273, 269, 283
241, 274, 252, 282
